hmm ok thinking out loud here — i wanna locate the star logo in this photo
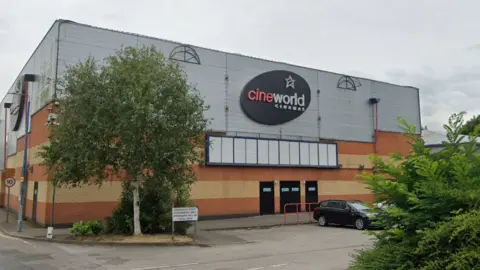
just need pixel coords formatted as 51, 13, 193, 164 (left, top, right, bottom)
285, 75, 295, 89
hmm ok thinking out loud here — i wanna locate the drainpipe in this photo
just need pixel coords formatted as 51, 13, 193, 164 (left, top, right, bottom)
368, 98, 381, 169
3, 102, 12, 216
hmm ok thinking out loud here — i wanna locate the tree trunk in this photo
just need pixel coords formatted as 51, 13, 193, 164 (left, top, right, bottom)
132, 180, 142, 235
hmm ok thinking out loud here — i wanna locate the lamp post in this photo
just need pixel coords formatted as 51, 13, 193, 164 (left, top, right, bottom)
17, 74, 36, 232
3, 102, 12, 222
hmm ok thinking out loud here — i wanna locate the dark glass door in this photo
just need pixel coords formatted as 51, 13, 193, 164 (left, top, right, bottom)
32, 181, 38, 223
305, 181, 318, 212
259, 181, 275, 215
280, 181, 301, 213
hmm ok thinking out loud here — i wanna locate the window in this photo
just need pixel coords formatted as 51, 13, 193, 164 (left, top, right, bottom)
350, 202, 370, 211
326, 201, 337, 208
337, 75, 362, 91
169, 45, 201, 65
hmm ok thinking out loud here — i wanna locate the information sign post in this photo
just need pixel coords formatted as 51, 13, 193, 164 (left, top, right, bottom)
172, 207, 199, 241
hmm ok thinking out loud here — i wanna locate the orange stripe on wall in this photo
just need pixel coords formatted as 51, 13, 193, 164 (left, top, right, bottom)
9, 165, 49, 182
16, 105, 52, 151
4, 193, 118, 226
319, 194, 374, 204
324, 131, 411, 156
3, 193, 375, 225
195, 166, 368, 181
1, 194, 47, 225
45, 201, 118, 225
376, 131, 412, 156
195, 197, 259, 216
10, 162, 372, 182
195, 195, 374, 217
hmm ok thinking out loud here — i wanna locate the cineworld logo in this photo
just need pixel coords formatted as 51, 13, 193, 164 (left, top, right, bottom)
247, 88, 306, 112
240, 70, 311, 125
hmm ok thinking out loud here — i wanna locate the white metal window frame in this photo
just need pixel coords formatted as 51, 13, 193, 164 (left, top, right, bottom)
205, 135, 338, 168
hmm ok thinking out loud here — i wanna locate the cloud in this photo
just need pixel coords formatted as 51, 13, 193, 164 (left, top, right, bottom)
383, 48, 480, 131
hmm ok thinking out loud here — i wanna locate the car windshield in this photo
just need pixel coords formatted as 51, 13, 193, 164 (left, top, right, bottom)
350, 202, 370, 211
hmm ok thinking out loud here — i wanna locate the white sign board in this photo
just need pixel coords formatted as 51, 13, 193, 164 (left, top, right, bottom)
172, 207, 198, 222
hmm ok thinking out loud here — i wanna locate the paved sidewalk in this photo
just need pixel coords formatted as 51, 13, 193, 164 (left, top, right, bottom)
0, 209, 70, 239
198, 212, 314, 231
0, 207, 315, 242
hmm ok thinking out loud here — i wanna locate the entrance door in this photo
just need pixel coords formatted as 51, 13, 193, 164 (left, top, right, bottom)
305, 181, 318, 212
259, 181, 275, 215
32, 182, 38, 223
280, 181, 301, 213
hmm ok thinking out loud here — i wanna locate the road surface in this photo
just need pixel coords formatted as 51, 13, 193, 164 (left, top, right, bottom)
0, 224, 372, 270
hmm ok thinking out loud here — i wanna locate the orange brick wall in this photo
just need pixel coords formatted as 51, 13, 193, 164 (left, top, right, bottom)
1, 102, 413, 226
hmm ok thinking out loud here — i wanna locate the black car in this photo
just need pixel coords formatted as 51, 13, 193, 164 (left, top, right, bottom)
313, 200, 377, 230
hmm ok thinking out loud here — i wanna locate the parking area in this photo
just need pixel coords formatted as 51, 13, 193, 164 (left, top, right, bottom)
1, 220, 373, 269
125, 224, 374, 269
199, 224, 374, 270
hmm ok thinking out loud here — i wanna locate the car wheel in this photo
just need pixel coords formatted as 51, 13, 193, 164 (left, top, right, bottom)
355, 218, 366, 230
318, 216, 327, 226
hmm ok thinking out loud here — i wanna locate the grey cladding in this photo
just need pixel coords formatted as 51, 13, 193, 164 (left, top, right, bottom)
3, 20, 421, 152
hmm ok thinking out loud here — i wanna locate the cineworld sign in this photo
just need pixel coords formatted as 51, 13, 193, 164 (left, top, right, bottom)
240, 70, 311, 125
10, 79, 25, 131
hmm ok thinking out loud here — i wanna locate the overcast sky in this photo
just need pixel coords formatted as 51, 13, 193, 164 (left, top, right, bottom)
1, 0, 479, 132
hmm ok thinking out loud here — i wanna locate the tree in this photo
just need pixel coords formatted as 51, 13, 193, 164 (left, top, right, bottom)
40, 45, 209, 235
349, 112, 480, 269
460, 114, 480, 135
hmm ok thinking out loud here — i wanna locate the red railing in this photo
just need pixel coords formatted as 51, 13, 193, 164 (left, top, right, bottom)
283, 202, 318, 225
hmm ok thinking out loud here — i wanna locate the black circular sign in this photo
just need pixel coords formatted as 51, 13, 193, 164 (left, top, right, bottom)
240, 70, 311, 125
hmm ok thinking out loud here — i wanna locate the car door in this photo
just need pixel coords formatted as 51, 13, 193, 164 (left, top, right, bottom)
325, 201, 340, 224
336, 201, 352, 225
314, 200, 328, 221
344, 203, 359, 225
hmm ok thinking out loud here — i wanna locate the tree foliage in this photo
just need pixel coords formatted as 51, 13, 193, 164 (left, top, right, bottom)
39, 45, 209, 234
106, 179, 192, 235
349, 112, 480, 270
460, 114, 480, 135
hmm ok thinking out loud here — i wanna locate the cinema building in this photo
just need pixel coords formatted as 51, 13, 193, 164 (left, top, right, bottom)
0, 20, 421, 226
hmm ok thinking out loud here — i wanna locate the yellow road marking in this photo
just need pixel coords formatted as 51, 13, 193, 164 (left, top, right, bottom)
0, 231, 17, 240
0, 231, 33, 245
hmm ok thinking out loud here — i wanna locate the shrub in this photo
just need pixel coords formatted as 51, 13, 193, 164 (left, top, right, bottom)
106, 179, 193, 235
414, 209, 480, 270
88, 220, 104, 235
349, 113, 480, 269
69, 220, 104, 236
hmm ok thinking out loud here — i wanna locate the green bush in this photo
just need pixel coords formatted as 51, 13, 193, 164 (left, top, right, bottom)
88, 220, 104, 235
69, 220, 104, 236
105, 211, 133, 235
106, 179, 193, 235
349, 113, 480, 269
415, 209, 480, 270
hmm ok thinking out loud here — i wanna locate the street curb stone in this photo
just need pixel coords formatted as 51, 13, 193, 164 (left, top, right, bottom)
0, 225, 210, 247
